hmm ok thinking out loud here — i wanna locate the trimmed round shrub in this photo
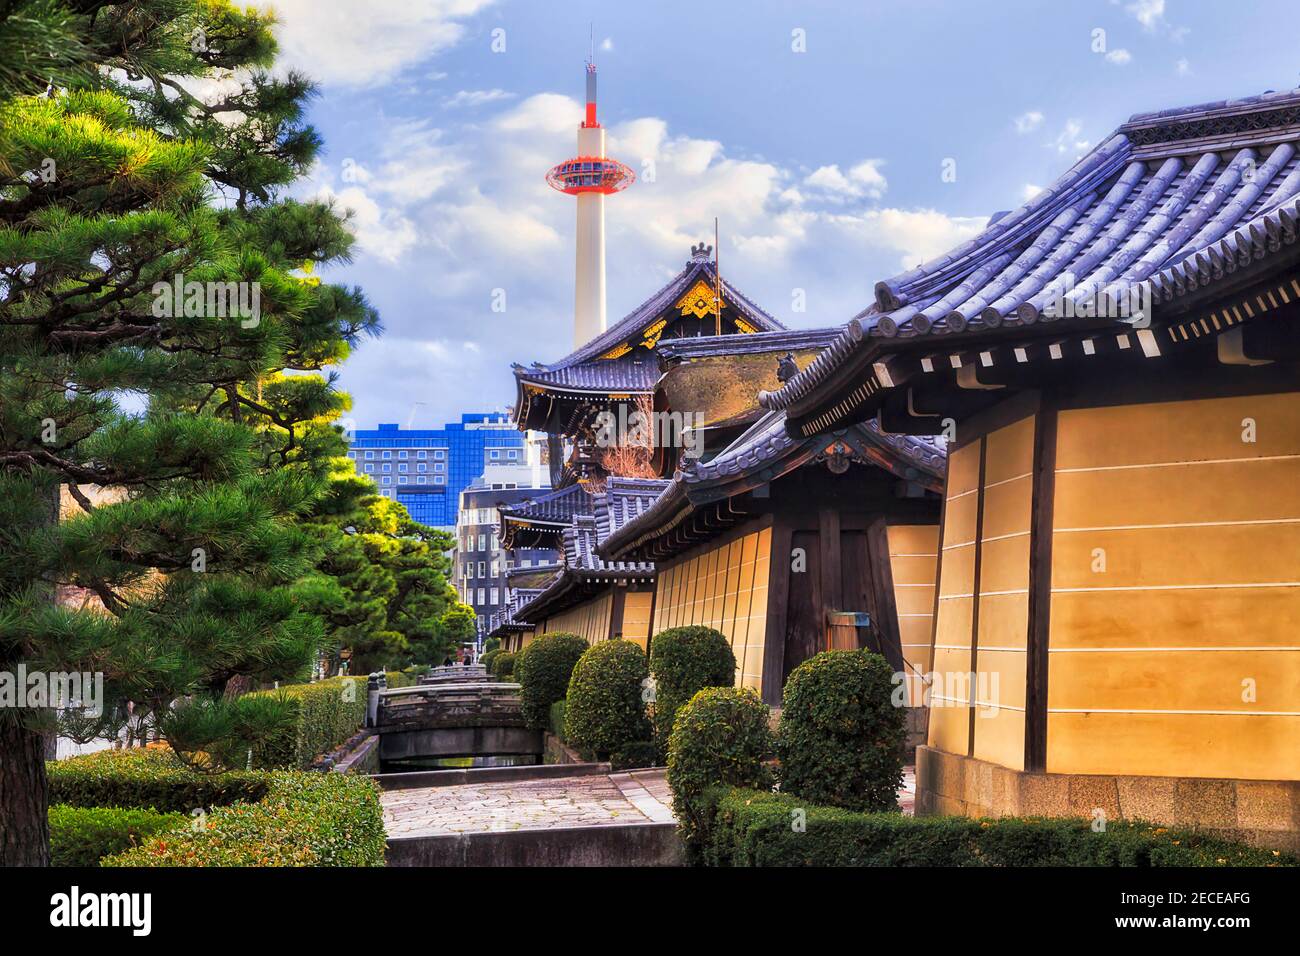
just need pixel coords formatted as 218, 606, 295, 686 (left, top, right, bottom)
649, 625, 736, 752
480, 648, 501, 673
564, 639, 651, 758
667, 686, 773, 851
490, 650, 517, 679
776, 649, 905, 813
515, 633, 589, 730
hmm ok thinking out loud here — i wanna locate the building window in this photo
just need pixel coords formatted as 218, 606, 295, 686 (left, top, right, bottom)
382, 451, 391, 459
507, 450, 517, 460
417, 450, 427, 459
417, 476, 426, 485
417, 462, 427, 472
398, 463, 407, 472
398, 476, 408, 484
490, 588, 499, 605
382, 476, 391, 485
478, 533, 486, 551
477, 561, 485, 578
435, 475, 445, 484
365, 451, 374, 460
489, 450, 500, 460
382, 463, 391, 473
434, 462, 445, 472
347, 451, 356, 459
477, 588, 486, 605
364, 464, 374, 473
398, 450, 408, 459
434, 450, 446, 460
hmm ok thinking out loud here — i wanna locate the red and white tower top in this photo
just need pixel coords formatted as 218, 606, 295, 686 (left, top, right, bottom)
547, 56, 634, 346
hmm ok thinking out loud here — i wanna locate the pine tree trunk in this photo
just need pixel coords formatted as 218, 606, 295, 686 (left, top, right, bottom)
0, 717, 51, 866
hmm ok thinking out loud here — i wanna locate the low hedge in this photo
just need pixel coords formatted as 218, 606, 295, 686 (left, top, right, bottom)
666, 686, 773, 851
49, 805, 187, 866
564, 639, 651, 758
549, 700, 567, 742
103, 771, 386, 867
490, 651, 518, 679
516, 633, 589, 730
49, 748, 271, 813
481, 648, 501, 673
649, 626, 736, 753
776, 650, 905, 813
244, 676, 369, 770
704, 789, 1299, 867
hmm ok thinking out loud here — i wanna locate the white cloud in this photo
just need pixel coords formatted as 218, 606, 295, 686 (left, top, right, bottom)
601, 37, 614, 52
263, 0, 495, 88
443, 89, 515, 109
1021, 183, 1044, 202
1013, 111, 1044, 134
1124, 0, 1165, 31
1047, 120, 1091, 156
802, 160, 888, 201
1176, 57, 1192, 76
1105, 48, 1132, 65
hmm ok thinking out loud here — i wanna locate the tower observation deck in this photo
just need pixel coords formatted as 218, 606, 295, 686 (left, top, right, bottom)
546, 59, 634, 348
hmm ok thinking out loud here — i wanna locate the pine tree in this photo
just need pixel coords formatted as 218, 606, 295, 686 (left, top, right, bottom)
0, 0, 362, 865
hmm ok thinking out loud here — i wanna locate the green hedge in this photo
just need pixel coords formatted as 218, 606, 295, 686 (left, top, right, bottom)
776, 650, 905, 813
666, 686, 773, 851
704, 789, 1299, 867
564, 639, 651, 758
244, 676, 368, 770
649, 626, 736, 753
49, 749, 271, 813
516, 633, 589, 731
549, 700, 567, 742
490, 651, 518, 679
49, 805, 187, 866
481, 648, 501, 673
610, 741, 660, 771
103, 771, 386, 867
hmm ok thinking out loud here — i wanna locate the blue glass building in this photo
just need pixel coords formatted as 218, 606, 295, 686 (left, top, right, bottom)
347, 414, 524, 529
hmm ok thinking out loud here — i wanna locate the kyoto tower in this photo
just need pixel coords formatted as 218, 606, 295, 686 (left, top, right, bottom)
546, 55, 635, 348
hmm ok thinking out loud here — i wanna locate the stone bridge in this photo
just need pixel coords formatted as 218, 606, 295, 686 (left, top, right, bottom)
371, 669, 543, 763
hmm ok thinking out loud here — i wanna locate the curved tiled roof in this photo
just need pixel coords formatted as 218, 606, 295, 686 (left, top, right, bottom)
508, 477, 664, 624
655, 327, 844, 365
600, 409, 946, 560
762, 88, 1300, 415
514, 251, 787, 397
499, 482, 595, 526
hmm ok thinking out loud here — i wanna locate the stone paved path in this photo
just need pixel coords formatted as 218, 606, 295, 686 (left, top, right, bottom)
383, 765, 917, 838
383, 770, 674, 837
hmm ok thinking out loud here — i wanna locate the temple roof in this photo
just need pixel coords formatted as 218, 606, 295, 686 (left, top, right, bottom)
486, 588, 545, 639
498, 482, 597, 549
512, 477, 667, 624
761, 88, 1300, 427
654, 327, 843, 366
514, 247, 787, 429
600, 410, 946, 560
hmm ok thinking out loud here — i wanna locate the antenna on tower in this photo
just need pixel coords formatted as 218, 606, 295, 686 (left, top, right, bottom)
589, 23, 594, 68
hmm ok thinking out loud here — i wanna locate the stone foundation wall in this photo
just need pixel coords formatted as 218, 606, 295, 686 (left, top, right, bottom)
916, 746, 1300, 853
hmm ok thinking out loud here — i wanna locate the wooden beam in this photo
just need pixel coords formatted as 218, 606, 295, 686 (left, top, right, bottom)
966, 435, 988, 760
1024, 402, 1058, 772
819, 507, 842, 614
865, 518, 905, 674
762, 519, 793, 708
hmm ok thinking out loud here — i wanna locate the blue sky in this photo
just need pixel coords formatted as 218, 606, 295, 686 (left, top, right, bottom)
254, 0, 1300, 428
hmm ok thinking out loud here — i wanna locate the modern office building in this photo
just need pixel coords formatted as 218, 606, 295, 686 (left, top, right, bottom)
454, 452, 558, 636
347, 413, 524, 529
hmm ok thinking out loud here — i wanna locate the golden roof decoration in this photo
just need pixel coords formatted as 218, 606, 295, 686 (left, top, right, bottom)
675, 279, 724, 320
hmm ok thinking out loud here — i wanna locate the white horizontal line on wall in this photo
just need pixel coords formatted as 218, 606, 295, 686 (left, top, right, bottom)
947, 487, 979, 502
1051, 645, 1300, 652
981, 530, 1030, 543
1056, 453, 1300, 475
983, 472, 1032, 490
891, 552, 939, 558
1049, 707, 1300, 717
1055, 517, 1300, 533
1053, 582, 1300, 593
